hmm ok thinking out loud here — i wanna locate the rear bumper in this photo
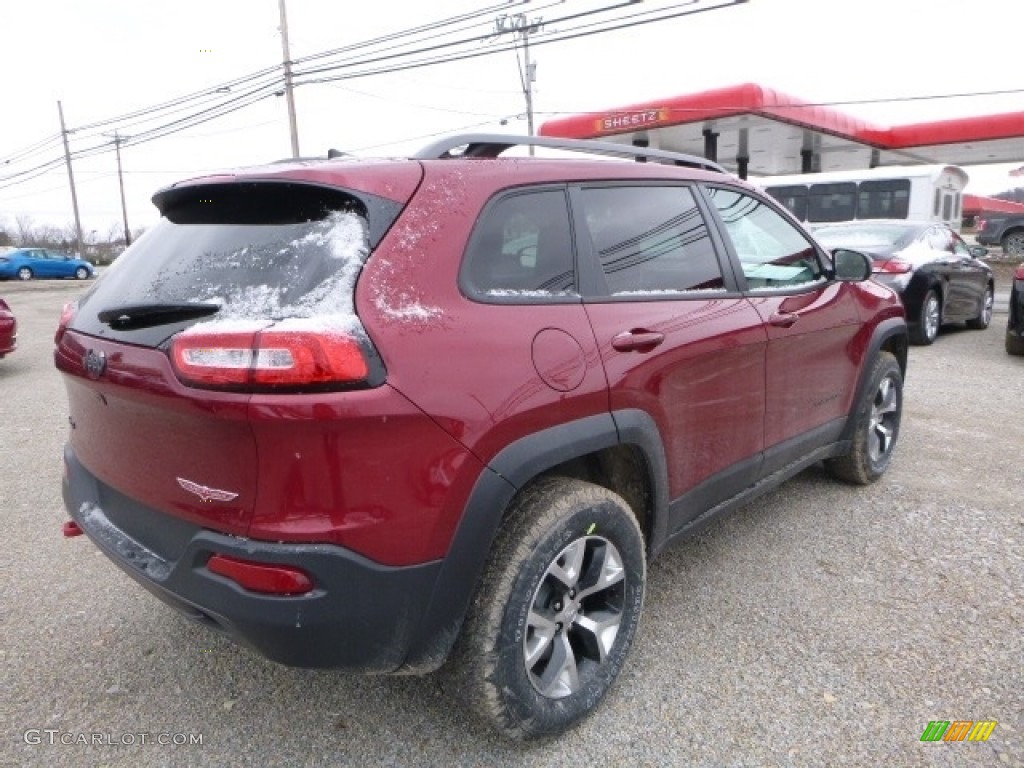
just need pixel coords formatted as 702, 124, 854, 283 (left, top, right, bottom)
63, 446, 441, 671
975, 232, 1001, 247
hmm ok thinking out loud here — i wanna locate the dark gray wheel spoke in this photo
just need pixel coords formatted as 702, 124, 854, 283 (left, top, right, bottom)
547, 539, 585, 590
868, 375, 900, 462
575, 544, 625, 601
533, 633, 579, 698
524, 609, 557, 668
573, 610, 621, 663
875, 380, 898, 415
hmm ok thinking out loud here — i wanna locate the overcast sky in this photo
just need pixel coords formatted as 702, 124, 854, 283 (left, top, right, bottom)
2, 0, 1022, 239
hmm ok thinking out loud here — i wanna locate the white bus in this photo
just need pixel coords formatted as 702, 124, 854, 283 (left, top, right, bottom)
756, 165, 969, 231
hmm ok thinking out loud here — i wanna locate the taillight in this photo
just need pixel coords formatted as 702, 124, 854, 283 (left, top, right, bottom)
170, 329, 370, 390
873, 259, 913, 274
55, 301, 77, 344
207, 554, 313, 595
977, 218, 987, 231
1015, 264, 1024, 280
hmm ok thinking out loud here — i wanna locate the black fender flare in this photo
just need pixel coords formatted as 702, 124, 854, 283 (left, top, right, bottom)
839, 317, 908, 444
400, 410, 668, 672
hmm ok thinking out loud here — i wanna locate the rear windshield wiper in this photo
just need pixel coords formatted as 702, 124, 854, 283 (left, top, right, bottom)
97, 302, 221, 330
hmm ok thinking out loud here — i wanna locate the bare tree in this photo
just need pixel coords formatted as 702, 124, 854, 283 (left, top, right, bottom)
15, 214, 36, 246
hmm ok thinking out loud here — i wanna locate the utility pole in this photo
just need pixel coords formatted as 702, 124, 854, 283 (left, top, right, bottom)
495, 12, 543, 155
57, 100, 84, 258
278, 0, 300, 158
109, 132, 132, 247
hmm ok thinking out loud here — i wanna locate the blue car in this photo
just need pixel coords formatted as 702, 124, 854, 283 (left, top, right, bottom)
0, 248, 95, 281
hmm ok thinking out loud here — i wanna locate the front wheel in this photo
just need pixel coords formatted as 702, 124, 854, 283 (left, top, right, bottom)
17, 267, 33, 281
910, 289, 940, 345
74, 266, 90, 280
826, 351, 903, 485
446, 477, 646, 740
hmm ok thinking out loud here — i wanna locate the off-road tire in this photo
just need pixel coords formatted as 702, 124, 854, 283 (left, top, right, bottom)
827, 352, 902, 485
445, 476, 645, 740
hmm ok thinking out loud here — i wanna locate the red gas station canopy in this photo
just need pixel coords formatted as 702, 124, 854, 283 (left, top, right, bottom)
539, 83, 1024, 176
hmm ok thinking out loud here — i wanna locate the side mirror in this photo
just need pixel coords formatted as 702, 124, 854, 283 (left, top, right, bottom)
832, 248, 873, 282
968, 245, 989, 259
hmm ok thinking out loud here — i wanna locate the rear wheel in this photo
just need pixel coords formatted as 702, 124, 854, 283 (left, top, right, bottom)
910, 289, 940, 345
965, 284, 993, 330
17, 267, 32, 281
446, 477, 646, 740
827, 351, 902, 485
1007, 331, 1024, 356
1003, 231, 1024, 257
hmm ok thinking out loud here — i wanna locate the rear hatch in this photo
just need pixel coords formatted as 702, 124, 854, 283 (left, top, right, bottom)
56, 170, 419, 535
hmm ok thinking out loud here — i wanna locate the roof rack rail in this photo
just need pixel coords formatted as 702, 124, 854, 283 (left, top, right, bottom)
413, 133, 727, 174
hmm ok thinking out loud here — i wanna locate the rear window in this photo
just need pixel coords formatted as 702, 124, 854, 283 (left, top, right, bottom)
77, 183, 374, 341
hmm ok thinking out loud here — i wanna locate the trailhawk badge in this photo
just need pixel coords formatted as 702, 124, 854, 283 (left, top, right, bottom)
176, 477, 239, 503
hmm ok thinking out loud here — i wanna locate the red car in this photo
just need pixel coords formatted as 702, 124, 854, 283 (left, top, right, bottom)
0, 298, 16, 358
56, 134, 908, 739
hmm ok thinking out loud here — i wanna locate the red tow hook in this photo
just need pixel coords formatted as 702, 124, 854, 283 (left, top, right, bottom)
62, 520, 83, 537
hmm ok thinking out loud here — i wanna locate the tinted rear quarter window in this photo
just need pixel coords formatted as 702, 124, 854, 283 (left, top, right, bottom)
461, 188, 576, 298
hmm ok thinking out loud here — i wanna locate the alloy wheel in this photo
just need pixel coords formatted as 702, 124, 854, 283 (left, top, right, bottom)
922, 294, 940, 341
868, 375, 900, 463
524, 536, 625, 699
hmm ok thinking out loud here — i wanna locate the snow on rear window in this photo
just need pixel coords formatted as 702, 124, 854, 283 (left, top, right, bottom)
182, 210, 368, 335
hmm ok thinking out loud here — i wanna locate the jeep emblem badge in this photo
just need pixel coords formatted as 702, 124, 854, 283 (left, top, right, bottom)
83, 349, 107, 379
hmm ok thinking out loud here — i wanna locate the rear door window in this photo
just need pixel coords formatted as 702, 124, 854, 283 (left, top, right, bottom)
577, 185, 725, 296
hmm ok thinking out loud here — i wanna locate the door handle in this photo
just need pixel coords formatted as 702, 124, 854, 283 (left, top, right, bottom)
769, 311, 800, 328
611, 330, 665, 352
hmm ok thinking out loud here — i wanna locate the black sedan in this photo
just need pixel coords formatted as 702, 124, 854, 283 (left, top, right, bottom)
1007, 263, 1024, 356
814, 220, 994, 345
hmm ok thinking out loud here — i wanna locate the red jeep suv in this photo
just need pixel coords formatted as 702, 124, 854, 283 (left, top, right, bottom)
56, 134, 908, 739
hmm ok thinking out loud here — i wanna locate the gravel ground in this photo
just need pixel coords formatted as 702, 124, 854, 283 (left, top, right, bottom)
1, 279, 1021, 768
